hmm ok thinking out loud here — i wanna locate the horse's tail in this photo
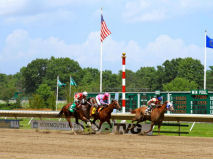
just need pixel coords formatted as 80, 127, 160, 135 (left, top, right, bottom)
57, 106, 65, 117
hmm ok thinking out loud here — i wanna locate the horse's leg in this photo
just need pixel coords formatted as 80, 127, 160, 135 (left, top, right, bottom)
98, 120, 104, 131
91, 117, 99, 130
78, 112, 91, 127
144, 121, 154, 134
158, 121, 162, 136
129, 112, 144, 130
75, 116, 84, 130
66, 117, 77, 135
106, 119, 112, 130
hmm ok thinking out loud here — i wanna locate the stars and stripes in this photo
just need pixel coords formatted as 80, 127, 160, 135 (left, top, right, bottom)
100, 14, 111, 42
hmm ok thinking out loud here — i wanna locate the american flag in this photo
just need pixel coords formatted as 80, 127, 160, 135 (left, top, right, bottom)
100, 14, 111, 42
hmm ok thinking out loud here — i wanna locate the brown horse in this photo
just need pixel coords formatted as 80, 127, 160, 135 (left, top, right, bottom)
130, 101, 174, 135
91, 100, 121, 131
57, 97, 96, 134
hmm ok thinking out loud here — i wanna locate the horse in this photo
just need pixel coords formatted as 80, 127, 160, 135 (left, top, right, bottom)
130, 101, 174, 135
57, 97, 96, 134
91, 100, 121, 131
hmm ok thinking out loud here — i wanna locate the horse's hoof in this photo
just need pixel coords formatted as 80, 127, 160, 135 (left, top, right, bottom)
139, 131, 145, 135
87, 122, 92, 127
105, 128, 109, 130
72, 132, 77, 135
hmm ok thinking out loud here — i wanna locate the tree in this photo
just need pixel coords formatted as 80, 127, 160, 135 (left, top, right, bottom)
1, 87, 16, 106
135, 67, 157, 91
163, 77, 198, 91
161, 58, 182, 83
102, 70, 120, 92
177, 57, 203, 88
44, 57, 82, 99
77, 67, 100, 92
36, 84, 52, 101
207, 66, 213, 90
29, 94, 45, 109
21, 58, 48, 93
47, 92, 56, 110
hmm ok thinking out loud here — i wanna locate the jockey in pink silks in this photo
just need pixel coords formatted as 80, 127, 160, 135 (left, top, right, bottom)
96, 93, 110, 106
95, 93, 110, 113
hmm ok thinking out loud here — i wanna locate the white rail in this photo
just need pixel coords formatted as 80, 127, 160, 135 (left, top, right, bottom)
0, 110, 213, 122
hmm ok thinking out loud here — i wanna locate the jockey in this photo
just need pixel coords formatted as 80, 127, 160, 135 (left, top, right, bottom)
146, 96, 162, 113
96, 92, 110, 106
95, 93, 110, 113
69, 91, 88, 112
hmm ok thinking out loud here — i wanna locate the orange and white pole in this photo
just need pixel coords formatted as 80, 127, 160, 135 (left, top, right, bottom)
122, 53, 126, 113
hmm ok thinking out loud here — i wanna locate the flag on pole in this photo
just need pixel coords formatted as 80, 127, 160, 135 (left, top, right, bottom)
70, 77, 77, 86
206, 35, 213, 49
57, 79, 66, 87
100, 13, 111, 42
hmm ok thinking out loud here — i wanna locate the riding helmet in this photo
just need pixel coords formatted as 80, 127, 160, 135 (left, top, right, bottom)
157, 96, 162, 101
104, 92, 110, 98
83, 91, 88, 96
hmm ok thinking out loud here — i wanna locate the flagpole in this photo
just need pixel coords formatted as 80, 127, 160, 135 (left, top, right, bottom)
100, 8, 103, 93
70, 75, 71, 101
56, 75, 59, 111
70, 75, 71, 96
204, 30, 207, 90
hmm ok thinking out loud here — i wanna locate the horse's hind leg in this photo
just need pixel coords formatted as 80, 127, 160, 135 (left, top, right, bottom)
66, 117, 77, 135
92, 117, 98, 126
75, 117, 84, 130
98, 121, 104, 131
106, 119, 112, 130
158, 121, 162, 136
79, 113, 91, 127
144, 122, 154, 135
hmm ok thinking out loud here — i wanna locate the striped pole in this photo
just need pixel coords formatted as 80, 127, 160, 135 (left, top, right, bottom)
122, 53, 126, 113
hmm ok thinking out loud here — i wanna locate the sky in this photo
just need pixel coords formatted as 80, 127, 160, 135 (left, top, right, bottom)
0, 0, 213, 75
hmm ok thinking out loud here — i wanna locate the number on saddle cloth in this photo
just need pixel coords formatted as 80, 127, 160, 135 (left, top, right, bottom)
69, 103, 76, 113
91, 107, 96, 115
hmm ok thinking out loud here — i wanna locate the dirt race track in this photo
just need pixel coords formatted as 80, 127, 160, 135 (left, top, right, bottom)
0, 129, 213, 159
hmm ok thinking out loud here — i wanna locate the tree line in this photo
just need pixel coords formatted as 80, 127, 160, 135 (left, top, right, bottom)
0, 56, 213, 109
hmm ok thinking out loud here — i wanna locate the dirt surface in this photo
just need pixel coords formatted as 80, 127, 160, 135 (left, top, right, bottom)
0, 129, 213, 159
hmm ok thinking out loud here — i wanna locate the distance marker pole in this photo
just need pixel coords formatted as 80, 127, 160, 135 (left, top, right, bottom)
122, 53, 126, 113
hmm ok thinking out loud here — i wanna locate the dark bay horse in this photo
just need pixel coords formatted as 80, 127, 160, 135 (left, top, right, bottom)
57, 97, 96, 134
130, 101, 174, 135
91, 100, 121, 131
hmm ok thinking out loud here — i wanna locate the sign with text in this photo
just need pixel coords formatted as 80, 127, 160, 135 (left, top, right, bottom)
113, 123, 152, 135
191, 90, 208, 95
0, 119, 20, 129
31, 120, 83, 131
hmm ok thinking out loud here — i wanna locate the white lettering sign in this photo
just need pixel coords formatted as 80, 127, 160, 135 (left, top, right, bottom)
31, 120, 84, 131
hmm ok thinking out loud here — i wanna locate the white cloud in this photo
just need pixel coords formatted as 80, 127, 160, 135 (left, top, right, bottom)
0, 0, 28, 16
144, 35, 203, 65
0, 29, 210, 74
122, 0, 213, 23
0, 0, 100, 24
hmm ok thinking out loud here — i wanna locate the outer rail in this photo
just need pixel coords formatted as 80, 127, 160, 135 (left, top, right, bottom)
0, 110, 213, 122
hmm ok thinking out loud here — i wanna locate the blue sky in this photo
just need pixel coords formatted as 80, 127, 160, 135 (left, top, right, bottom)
0, 0, 213, 75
